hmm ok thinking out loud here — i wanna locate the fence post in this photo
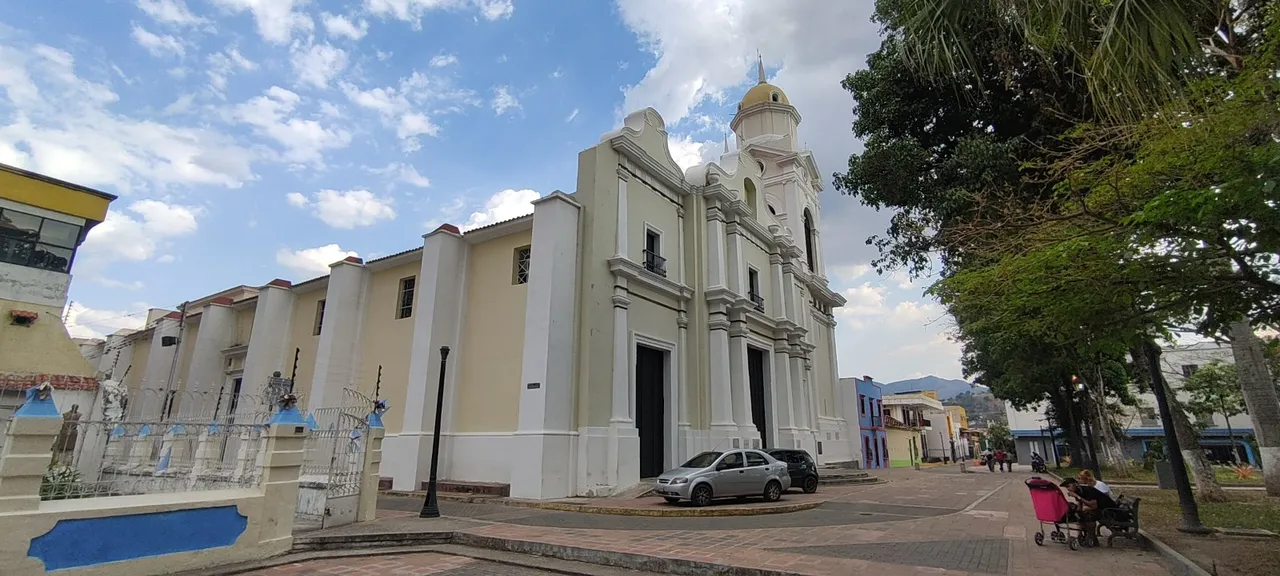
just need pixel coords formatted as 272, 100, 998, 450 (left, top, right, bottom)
258, 396, 309, 547
0, 385, 63, 512
357, 403, 387, 523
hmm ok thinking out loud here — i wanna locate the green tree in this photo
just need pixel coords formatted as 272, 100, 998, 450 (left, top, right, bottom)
1183, 361, 1247, 463
986, 422, 1012, 452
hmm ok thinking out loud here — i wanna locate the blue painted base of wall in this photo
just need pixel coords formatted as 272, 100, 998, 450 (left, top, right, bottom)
29, 505, 248, 571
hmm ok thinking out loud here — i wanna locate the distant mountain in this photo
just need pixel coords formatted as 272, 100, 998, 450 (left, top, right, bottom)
879, 375, 985, 400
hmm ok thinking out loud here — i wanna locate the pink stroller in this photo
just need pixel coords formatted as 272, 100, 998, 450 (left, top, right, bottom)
1026, 477, 1083, 550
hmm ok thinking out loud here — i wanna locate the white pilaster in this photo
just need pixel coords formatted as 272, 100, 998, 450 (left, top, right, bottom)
772, 341, 795, 435
385, 227, 467, 491
512, 192, 582, 500
676, 311, 690, 463
725, 223, 745, 295
708, 317, 736, 431
614, 169, 629, 258
140, 314, 181, 419
307, 258, 371, 413
242, 281, 297, 403
609, 290, 633, 426
782, 265, 798, 323
728, 322, 752, 437
184, 300, 235, 407
790, 350, 807, 431
706, 206, 727, 289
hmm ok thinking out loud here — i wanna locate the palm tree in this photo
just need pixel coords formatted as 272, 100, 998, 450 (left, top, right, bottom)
892, 0, 1258, 121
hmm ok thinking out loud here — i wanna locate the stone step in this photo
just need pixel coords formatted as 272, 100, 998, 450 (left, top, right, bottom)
292, 530, 453, 552
615, 480, 657, 499
419, 480, 510, 497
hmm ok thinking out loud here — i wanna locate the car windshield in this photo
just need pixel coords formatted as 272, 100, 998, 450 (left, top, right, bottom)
681, 452, 723, 469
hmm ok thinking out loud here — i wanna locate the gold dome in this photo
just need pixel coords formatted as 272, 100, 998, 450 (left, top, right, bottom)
740, 82, 790, 108
738, 54, 790, 110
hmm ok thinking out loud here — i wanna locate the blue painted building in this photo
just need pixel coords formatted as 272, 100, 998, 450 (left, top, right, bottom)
853, 376, 888, 470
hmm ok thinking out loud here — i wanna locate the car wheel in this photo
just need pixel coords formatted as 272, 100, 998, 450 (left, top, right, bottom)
802, 475, 819, 494
691, 484, 713, 507
763, 480, 783, 502
663, 497, 680, 504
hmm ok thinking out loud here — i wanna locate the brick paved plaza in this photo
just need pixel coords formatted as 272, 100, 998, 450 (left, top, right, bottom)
246, 466, 1173, 575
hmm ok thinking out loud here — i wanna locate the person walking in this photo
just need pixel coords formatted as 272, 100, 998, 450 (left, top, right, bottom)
995, 448, 1007, 472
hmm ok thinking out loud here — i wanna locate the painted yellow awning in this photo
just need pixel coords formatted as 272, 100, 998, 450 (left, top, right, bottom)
0, 163, 116, 223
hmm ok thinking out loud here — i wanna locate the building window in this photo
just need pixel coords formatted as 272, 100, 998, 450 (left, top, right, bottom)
513, 246, 531, 285
859, 394, 867, 416
1181, 364, 1199, 378
0, 207, 83, 273
744, 179, 758, 214
803, 208, 817, 272
643, 229, 666, 277
313, 299, 326, 335
767, 205, 776, 216
770, 92, 780, 102
747, 267, 763, 312
397, 276, 415, 319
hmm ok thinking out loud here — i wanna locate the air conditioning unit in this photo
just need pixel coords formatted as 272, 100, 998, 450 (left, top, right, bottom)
161, 336, 179, 347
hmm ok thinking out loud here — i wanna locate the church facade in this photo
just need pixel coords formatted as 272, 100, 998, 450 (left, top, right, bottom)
85, 69, 852, 500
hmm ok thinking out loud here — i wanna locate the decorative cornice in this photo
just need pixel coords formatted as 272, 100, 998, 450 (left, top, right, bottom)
676, 206, 685, 218
677, 312, 689, 329
608, 136, 692, 196
608, 256, 693, 302
728, 323, 749, 338
616, 167, 630, 181
769, 253, 783, 266
706, 205, 727, 223
612, 293, 632, 309
708, 316, 731, 331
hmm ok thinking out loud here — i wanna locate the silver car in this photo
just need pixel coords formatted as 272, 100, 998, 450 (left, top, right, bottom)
653, 449, 793, 506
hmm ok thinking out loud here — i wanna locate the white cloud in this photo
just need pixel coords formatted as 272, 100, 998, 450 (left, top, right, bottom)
232, 86, 352, 165
565, 108, 579, 122
93, 278, 146, 290
277, 244, 359, 275
209, 0, 313, 44
290, 42, 348, 89
286, 189, 396, 228
161, 93, 195, 115
461, 188, 540, 231
339, 71, 477, 147
80, 200, 202, 262
131, 25, 185, 58
206, 46, 257, 95
137, 0, 208, 26
0, 41, 255, 191
491, 85, 519, 115
364, 0, 513, 27
667, 134, 717, 171
837, 283, 888, 317
321, 12, 369, 40
429, 54, 457, 67
64, 301, 150, 340
368, 162, 430, 187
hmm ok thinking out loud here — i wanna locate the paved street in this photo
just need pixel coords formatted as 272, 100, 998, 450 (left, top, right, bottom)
269, 465, 1172, 575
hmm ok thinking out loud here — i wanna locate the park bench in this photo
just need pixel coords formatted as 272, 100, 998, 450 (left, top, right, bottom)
1099, 495, 1141, 547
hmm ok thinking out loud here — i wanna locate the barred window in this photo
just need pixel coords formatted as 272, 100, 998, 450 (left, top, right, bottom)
514, 246, 531, 285
397, 276, 415, 319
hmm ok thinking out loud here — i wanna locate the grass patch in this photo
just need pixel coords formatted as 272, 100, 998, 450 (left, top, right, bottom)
1125, 487, 1280, 576
1056, 465, 1264, 486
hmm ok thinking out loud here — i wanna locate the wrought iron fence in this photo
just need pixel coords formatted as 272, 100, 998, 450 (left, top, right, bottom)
295, 388, 375, 532
42, 418, 268, 500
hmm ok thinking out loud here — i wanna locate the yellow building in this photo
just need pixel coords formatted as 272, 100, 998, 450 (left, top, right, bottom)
81, 66, 853, 500
0, 162, 115, 419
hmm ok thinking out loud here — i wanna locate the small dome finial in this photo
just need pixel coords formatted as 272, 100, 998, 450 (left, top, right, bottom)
756, 51, 766, 84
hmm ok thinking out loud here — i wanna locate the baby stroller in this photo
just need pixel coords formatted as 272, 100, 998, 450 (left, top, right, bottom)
1026, 477, 1083, 550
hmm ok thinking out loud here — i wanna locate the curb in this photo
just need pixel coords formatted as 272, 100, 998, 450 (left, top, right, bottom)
1136, 530, 1212, 576
502, 497, 825, 517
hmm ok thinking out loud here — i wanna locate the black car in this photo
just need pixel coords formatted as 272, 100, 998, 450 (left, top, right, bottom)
765, 448, 819, 493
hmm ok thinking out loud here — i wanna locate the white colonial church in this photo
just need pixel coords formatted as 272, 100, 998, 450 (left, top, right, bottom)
83, 61, 851, 500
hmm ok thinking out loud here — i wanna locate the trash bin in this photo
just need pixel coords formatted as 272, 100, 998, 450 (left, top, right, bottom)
1154, 461, 1175, 489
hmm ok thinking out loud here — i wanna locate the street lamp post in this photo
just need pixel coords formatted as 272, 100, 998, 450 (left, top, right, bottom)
420, 346, 451, 519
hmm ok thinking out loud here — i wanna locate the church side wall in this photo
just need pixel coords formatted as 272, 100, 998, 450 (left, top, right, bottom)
284, 287, 324, 402
454, 232, 530, 435
358, 260, 420, 435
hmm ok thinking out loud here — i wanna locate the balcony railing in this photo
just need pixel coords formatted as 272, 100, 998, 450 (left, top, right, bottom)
748, 291, 764, 312
871, 416, 883, 428
643, 249, 667, 277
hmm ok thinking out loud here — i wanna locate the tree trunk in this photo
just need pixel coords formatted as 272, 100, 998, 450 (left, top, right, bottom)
1227, 320, 1280, 496
1090, 365, 1132, 477
1224, 413, 1239, 465
1162, 379, 1229, 502
1142, 339, 1209, 532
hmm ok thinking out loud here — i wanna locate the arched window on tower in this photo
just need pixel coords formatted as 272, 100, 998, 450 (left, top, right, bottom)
744, 180, 758, 214
803, 208, 816, 272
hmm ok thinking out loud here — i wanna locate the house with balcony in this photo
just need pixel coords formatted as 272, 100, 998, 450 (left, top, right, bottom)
881, 390, 944, 467
1004, 341, 1256, 466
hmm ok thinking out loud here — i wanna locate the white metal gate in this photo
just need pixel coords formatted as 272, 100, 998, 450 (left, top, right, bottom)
294, 388, 375, 531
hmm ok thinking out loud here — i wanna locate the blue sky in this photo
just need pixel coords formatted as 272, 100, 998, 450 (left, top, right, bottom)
1, 0, 965, 383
